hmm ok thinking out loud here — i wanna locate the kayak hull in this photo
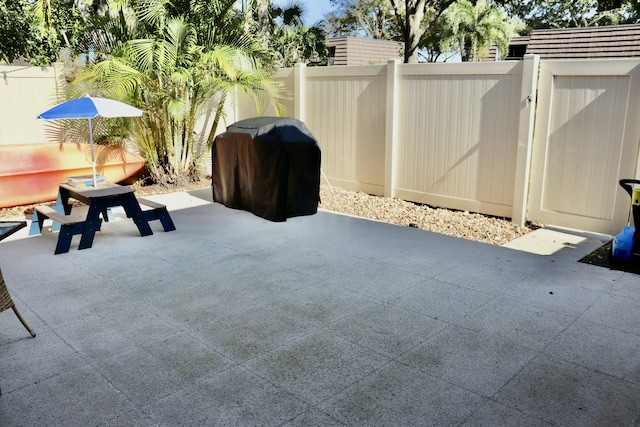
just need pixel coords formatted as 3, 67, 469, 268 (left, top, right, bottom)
0, 143, 146, 208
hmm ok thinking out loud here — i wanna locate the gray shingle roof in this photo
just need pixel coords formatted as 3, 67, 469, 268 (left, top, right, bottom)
525, 24, 640, 59
488, 24, 640, 61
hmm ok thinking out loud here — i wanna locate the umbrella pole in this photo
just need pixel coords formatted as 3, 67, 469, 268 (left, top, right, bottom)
88, 118, 97, 187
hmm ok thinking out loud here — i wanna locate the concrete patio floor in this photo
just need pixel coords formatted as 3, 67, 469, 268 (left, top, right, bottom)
1, 188, 639, 426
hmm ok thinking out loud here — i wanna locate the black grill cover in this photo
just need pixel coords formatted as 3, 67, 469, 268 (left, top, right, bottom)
212, 117, 321, 221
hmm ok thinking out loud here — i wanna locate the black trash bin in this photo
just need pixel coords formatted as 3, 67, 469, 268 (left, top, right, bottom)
211, 117, 321, 222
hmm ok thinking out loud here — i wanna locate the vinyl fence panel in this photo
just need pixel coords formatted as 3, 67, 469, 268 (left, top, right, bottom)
528, 59, 640, 234
0, 65, 62, 144
393, 61, 526, 218
299, 65, 388, 196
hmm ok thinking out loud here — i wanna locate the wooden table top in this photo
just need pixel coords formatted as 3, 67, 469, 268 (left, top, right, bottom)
60, 182, 135, 198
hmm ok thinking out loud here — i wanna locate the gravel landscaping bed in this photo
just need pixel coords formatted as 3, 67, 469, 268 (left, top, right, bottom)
0, 182, 535, 246
319, 185, 535, 246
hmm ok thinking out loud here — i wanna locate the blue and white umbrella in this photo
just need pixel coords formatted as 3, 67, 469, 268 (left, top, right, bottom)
38, 95, 143, 187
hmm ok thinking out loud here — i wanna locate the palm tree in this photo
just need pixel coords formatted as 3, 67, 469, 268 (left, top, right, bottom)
445, 0, 521, 62
269, 1, 327, 66
241, 0, 327, 66
71, 0, 284, 184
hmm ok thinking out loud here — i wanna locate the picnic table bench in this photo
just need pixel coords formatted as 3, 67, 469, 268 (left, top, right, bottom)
31, 183, 176, 254
33, 205, 101, 254
135, 198, 176, 232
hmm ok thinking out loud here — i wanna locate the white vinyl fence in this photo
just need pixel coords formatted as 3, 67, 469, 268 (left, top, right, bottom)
239, 57, 639, 235
3, 56, 640, 235
0, 64, 64, 144
527, 60, 640, 234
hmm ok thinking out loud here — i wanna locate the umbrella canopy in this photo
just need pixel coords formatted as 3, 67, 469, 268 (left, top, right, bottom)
38, 96, 143, 120
37, 95, 143, 187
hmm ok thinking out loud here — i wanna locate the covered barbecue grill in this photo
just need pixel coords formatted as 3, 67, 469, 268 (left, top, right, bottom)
211, 117, 321, 221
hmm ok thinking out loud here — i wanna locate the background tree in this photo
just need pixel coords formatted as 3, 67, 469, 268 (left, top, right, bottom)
621, 0, 640, 23
445, 0, 522, 61
69, 0, 284, 184
326, 0, 525, 63
242, 0, 328, 66
269, 2, 328, 66
417, 12, 457, 61
497, 0, 637, 30
326, 0, 399, 40
0, 0, 85, 65
325, 0, 458, 62
0, 0, 45, 64
271, 23, 328, 66
389, 0, 458, 63
33, 0, 90, 60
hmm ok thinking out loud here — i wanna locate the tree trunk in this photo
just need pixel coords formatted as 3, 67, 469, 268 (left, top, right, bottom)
459, 36, 467, 61
391, 0, 459, 63
256, 0, 271, 47
404, 0, 426, 63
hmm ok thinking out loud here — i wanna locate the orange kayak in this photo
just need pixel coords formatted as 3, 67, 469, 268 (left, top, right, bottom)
0, 143, 146, 208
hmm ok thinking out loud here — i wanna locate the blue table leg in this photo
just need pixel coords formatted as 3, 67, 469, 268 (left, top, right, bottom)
28, 193, 65, 235
28, 211, 42, 235
50, 193, 65, 232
